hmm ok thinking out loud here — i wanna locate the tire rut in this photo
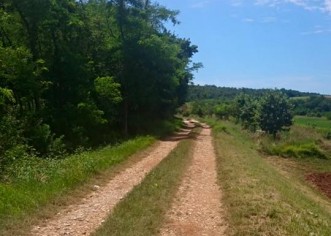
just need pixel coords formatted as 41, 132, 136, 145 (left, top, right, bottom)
30, 122, 194, 236
159, 125, 227, 236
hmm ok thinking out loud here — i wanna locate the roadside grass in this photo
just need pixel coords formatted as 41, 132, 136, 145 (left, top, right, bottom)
0, 136, 155, 234
211, 120, 331, 235
93, 129, 198, 236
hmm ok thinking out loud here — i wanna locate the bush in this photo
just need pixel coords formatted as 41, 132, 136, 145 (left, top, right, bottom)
325, 112, 331, 120
48, 135, 67, 158
0, 115, 27, 170
271, 143, 327, 159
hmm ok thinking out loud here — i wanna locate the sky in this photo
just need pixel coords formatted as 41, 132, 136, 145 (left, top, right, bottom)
157, 0, 331, 95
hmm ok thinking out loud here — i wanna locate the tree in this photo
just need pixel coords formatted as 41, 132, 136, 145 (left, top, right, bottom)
214, 103, 231, 120
233, 94, 259, 131
258, 91, 293, 137
0, 0, 199, 158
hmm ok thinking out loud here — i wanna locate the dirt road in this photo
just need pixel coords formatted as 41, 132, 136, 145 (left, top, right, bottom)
30, 121, 226, 235
160, 125, 227, 236
31, 124, 194, 236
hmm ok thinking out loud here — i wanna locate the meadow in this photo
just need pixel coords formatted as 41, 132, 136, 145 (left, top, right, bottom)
294, 116, 331, 131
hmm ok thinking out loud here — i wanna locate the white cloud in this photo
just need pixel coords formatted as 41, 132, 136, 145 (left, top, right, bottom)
243, 17, 255, 22
324, 0, 331, 13
253, 0, 330, 13
191, 0, 211, 8
231, 0, 243, 7
301, 28, 331, 35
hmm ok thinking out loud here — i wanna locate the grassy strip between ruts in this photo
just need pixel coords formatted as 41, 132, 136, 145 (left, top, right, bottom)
0, 136, 155, 234
210, 120, 331, 235
93, 129, 199, 236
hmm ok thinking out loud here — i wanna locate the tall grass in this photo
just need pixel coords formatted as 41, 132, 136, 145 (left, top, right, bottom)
257, 125, 330, 160
0, 136, 155, 233
211, 120, 331, 235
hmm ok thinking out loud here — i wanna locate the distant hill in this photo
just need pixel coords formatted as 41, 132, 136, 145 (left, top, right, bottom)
187, 85, 320, 101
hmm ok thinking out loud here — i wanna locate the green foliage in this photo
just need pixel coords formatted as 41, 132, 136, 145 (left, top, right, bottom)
0, 0, 198, 164
0, 136, 155, 233
233, 94, 259, 131
326, 112, 331, 120
0, 88, 15, 104
271, 143, 327, 159
187, 85, 319, 102
94, 77, 122, 104
259, 91, 293, 136
214, 103, 232, 120
257, 124, 331, 160
0, 115, 25, 170
291, 96, 331, 116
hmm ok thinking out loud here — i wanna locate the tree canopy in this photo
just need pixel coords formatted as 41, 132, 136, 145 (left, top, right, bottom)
0, 0, 199, 164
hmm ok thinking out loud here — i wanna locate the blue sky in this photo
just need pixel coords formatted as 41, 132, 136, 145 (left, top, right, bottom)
157, 0, 331, 95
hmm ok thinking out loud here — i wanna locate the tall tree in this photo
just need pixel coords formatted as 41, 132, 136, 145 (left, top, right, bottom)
259, 91, 293, 137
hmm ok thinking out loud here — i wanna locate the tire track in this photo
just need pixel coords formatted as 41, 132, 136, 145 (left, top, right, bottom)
31, 123, 194, 236
159, 125, 227, 236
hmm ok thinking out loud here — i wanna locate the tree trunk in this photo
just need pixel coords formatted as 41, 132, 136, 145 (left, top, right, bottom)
124, 99, 128, 137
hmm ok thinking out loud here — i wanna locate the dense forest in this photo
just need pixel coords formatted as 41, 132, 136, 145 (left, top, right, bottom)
0, 0, 200, 165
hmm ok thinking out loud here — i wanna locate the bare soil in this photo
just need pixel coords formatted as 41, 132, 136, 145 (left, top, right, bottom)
30, 122, 194, 236
306, 173, 331, 199
159, 126, 227, 236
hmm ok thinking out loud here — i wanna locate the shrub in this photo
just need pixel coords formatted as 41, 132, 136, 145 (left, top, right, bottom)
271, 143, 327, 159
325, 112, 331, 120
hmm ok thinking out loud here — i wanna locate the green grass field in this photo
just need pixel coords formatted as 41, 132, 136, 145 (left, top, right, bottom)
294, 116, 331, 131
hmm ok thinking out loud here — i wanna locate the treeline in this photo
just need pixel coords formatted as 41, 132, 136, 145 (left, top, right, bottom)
291, 96, 331, 117
183, 90, 293, 137
187, 85, 320, 101
187, 85, 331, 117
0, 0, 199, 166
